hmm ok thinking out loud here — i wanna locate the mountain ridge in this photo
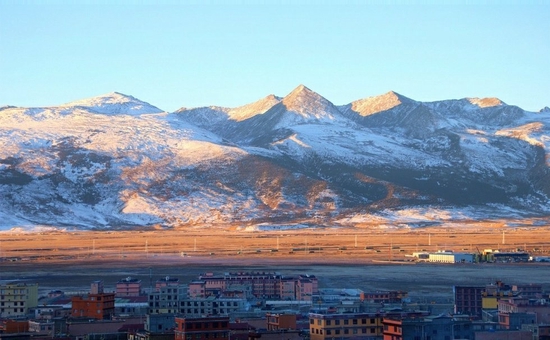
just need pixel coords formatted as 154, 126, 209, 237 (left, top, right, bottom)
1, 85, 549, 230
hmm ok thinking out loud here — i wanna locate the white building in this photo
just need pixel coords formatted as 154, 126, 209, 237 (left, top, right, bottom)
428, 251, 474, 263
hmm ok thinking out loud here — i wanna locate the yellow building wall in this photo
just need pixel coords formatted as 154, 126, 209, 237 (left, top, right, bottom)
482, 297, 498, 309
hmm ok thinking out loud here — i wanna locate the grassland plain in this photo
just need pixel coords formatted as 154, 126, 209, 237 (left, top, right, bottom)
1, 224, 550, 305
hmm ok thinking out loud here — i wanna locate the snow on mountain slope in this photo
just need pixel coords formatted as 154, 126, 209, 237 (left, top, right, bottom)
343, 91, 415, 117
227, 94, 281, 121
1, 86, 550, 230
269, 84, 348, 128
60, 92, 164, 115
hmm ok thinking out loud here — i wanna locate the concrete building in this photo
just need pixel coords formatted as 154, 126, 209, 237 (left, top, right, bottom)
148, 284, 187, 314
309, 311, 429, 340
382, 315, 474, 340
117, 277, 142, 297
71, 280, 115, 320
155, 276, 179, 291
266, 312, 297, 330
0, 282, 38, 318
174, 316, 229, 340
453, 285, 484, 318
428, 251, 475, 263
498, 297, 550, 329
361, 291, 408, 304
71, 292, 116, 320
195, 272, 319, 301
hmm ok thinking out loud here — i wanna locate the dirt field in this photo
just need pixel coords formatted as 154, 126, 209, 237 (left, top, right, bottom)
1, 224, 550, 305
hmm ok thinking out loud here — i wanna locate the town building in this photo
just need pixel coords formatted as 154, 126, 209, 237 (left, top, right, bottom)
195, 272, 318, 301
498, 297, 550, 329
360, 291, 408, 304
155, 276, 179, 291
428, 251, 475, 263
148, 284, 187, 314
174, 315, 229, 340
309, 310, 429, 340
71, 281, 115, 320
0, 282, 38, 318
382, 315, 474, 340
0, 319, 29, 333
266, 312, 297, 330
117, 277, 142, 297
453, 285, 484, 318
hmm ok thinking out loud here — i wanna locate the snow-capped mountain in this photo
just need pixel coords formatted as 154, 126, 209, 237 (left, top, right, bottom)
1, 86, 549, 230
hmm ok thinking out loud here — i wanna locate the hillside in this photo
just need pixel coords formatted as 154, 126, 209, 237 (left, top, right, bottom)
1, 86, 549, 230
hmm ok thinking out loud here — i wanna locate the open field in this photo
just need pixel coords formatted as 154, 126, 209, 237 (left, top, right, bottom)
2, 223, 550, 263
1, 223, 550, 306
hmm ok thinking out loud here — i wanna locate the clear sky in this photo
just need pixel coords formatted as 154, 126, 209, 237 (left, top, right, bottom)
1, 0, 549, 112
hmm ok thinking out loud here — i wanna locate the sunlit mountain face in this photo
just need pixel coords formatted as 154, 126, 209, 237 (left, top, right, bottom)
1, 86, 549, 230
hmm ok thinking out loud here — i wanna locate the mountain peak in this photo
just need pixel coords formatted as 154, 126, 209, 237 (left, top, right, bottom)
61, 92, 163, 115
227, 94, 281, 121
539, 106, 550, 113
349, 91, 413, 117
467, 97, 505, 108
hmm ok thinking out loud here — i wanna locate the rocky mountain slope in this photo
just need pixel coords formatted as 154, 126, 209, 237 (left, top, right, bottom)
1, 86, 549, 230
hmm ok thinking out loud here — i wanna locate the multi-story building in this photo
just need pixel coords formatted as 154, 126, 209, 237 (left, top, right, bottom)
498, 297, 550, 329
117, 277, 142, 297
156, 276, 180, 291
453, 285, 484, 318
148, 284, 245, 316
383, 315, 475, 340
309, 312, 383, 340
71, 292, 116, 320
71, 281, 115, 320
0, 282, 38, 318
195, 272, 319, 301
266, 312, 297, 330
360, 291, 408, 304
148, 284, 187, 314
309, 311, 430, 340
178, 298, 245, 317
0, 319, 29, 333
174, 316, 229, 340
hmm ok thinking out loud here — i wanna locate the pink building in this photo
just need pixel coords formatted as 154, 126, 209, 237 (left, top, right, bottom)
116, 277, 142, 297
155, 276, 179, 291
498, 298, 550, 328
188, 281, 206, 298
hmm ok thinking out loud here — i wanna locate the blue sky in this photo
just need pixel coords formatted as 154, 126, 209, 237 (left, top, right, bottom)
1, 1, 549, 112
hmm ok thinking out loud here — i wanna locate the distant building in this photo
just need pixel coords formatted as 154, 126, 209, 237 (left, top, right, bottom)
71, 281, 115, 320
428, 251, 475, 263
156, 276, 179, 291
266, 312, 297, 330
498, 297, 550, 329
0, 319, 29, 333
195, 272, 318, 300
454, 285, 484, 318
117, 277, 142, 297
360, 290, 408, 304
383, 315, 474, 340
0, 282, 38, 318
309, 311, 429, 340
174, 315, 229, 340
